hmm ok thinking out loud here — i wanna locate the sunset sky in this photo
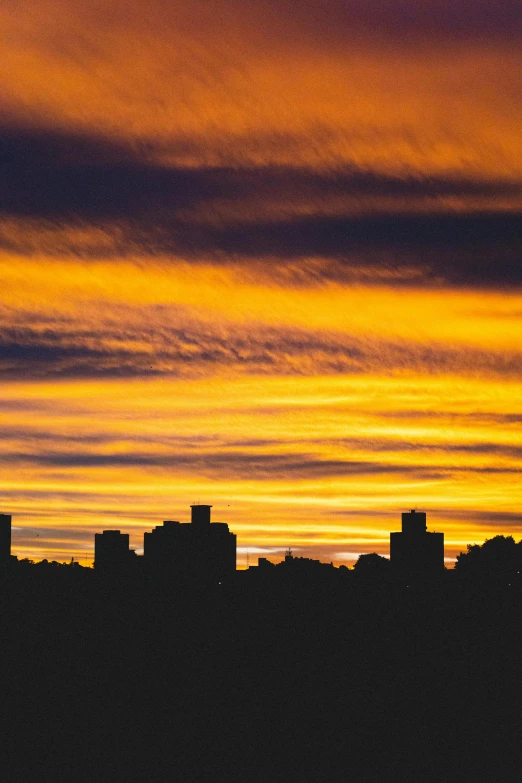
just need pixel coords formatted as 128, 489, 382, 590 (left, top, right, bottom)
1, 0, 522, 566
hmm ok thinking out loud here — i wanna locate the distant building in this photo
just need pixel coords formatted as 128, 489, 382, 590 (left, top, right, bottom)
0, 514, 12, 562
247, 548, 338, 582
257, 557, 276, 570
390, 510, 444, 580
143, 505, 236, 584
94, 530, 132, 572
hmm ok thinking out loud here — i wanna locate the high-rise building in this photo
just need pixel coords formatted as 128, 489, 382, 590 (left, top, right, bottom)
94, 530, 131, 572
390, 510, 444, 580
0, 514, 12, 562
144, 505, 236, 583
190, 504, 212, 528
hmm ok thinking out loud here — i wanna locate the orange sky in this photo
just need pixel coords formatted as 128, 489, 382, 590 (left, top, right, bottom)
1, 0, 521, 565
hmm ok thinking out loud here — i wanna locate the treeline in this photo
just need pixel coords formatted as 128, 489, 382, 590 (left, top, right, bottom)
454, 534, 522, 583
8, 534, 522, 585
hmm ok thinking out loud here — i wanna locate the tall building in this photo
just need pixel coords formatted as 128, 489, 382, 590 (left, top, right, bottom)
390, 510, 444, 580
0, 514, 12, 562
144, 504, 236, 584
94, 530, 131, 572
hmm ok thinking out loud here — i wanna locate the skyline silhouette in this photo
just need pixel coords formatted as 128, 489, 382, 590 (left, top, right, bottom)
2, 503, 521, 781
5, 503, 522, 581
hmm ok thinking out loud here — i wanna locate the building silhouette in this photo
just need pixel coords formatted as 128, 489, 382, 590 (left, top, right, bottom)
0, 513, 12, 563
143, 504, 236, 584
242, 548, 342, 587
256, 548, 336, 575
94, 530, 132, 572
390, 510, 444, 579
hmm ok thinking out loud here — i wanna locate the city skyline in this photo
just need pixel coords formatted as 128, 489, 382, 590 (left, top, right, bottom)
2, 1, 522, 565
3, 504, 445, 571
1, 505, 447, 578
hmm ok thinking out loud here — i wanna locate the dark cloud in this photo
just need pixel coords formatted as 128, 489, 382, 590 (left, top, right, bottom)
0, 448, 448, 480
193, 212, 522, 288
0, 426, 219, 450
14, 0, 522, 50
0, 335, 154, 379
435, 509, 522, 528
3, 446, 521, 481
0, 127, 201, 219
250, 0, 522, 45
0, 126, 135, 168
377, 411, 522, 425
4, 318, 522, 381
2, 126, 520, 216
1, 126, 522, 287
335, 438, 522, 460
5, 426, 522, 464
442, 443, 522, 458
0, 428, 112, 445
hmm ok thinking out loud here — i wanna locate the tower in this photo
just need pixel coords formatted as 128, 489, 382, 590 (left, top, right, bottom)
190, 504, 212, 528
390, 510, 444, 580
94, 530, 131, 572
144, 505, 236, 583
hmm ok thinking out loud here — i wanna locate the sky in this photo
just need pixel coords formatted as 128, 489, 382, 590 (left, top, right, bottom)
1, 0, 522, 566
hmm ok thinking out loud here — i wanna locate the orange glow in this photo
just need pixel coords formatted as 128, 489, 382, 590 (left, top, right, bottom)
1, 3, 522, 174
3, 254, 522, 352
2, 369, 522, 565
1, 0, 521, 566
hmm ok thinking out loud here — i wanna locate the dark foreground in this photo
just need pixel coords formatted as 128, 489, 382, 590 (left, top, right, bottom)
1, 570, 521, 782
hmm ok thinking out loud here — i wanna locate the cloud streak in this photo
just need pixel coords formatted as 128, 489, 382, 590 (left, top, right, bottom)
3, 126, 521, 213
4, 317, 522, 380
2, 127, 521, 288
4, 448, 516, 482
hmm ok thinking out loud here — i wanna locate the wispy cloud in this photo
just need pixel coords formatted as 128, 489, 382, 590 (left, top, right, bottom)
3, 316, 522, 380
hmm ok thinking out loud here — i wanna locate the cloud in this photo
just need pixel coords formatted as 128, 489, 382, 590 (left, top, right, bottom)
3, 314, 522, 381
0, 448, 455, 481
187, 211, 522, 288
436, 510, 522, 528
5, 426, 522, 476
2, 445, 521, 482
2, 125, 520, 219
377, 410, 522, 426
2, 0, 520, 196
334, 438, 522, 460
245, 0, 522, 45
1, 126, 521, 287
4, 0, 521, 56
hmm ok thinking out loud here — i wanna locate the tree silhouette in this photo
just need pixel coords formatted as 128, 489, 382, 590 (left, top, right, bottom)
455, 535, 522, 584
353, 552, 390, 576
